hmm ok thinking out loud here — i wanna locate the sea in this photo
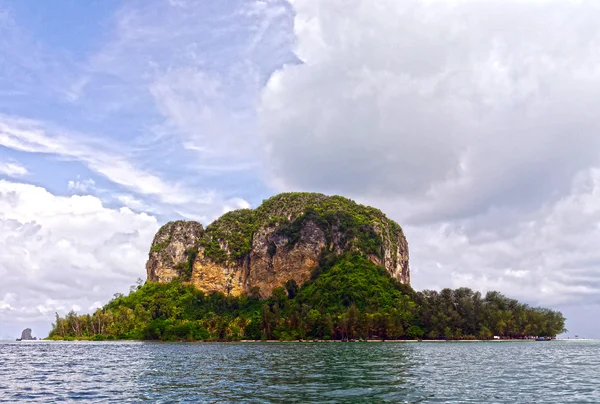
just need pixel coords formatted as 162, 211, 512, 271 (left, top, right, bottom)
0, 340, 598, 403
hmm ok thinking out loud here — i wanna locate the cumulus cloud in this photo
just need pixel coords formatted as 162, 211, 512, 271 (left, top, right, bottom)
0, 180, 159, 337
408, 169, 600, 307
259, 0, 600, 318
262, 0, 600, 221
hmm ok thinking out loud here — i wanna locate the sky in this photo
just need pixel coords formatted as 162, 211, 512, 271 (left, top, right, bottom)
1, 0, 599, 339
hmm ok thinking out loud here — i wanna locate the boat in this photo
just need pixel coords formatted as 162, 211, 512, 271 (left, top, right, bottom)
536, 337, 552, 341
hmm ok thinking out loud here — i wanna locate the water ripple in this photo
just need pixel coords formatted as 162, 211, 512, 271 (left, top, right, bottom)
1, 340, 599, 403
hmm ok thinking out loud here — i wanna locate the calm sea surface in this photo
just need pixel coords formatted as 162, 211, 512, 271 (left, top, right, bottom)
1, 340, 599, 403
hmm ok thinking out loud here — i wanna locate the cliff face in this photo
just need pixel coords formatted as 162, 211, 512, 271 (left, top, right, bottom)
146, 193, 409, 297
19, 328, 35, 341
146, 220, 204, 283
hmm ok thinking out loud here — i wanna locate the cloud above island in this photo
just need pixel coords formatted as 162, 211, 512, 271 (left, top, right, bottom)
261, 0, 600, 218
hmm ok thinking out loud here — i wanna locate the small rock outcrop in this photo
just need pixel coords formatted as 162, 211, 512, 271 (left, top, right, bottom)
146, 193, 409, 297
17, 328, 36, 341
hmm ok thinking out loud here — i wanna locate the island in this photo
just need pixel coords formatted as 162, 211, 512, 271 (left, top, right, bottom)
48, 192, 566, 341
16, 328, 37, 341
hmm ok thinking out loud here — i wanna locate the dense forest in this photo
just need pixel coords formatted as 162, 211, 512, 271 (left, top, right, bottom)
49, 253, 566, 341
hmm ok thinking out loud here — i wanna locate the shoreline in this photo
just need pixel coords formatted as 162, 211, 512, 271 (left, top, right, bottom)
21, 338, 588, 343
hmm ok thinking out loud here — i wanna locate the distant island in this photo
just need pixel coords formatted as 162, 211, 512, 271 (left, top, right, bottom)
49, 193, 566, 341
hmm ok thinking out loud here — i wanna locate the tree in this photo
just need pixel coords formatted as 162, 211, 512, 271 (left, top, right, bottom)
261, 304, 273, 339
285, 279, 299, 299
347, 304, 358, 339
406, 325, 424, 339
248, 286, 261, 300
478, 326, 492, 340
272, 287, 288, 310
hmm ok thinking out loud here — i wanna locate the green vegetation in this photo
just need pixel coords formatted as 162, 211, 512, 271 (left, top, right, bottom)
199, 192, 404, 265
48, 253, 566, 341
416, 289, 567, 340
201, 209, 256, 263
150, 240, 170, 253
174, 248, 197, 282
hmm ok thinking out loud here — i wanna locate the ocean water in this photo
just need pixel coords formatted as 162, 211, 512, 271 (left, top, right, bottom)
0, 340, 599, 403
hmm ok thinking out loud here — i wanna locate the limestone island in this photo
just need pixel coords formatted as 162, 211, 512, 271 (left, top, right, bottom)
49, 192, 566, 341
16, 328, 37, 341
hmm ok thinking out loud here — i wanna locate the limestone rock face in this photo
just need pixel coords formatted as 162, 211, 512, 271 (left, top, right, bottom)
248, 220, 327, 297
191, 256, 246, 297
146, 220, 205, 283
19, 328, 35, 340
145, 193, 410, 297
371, 222, 410, 285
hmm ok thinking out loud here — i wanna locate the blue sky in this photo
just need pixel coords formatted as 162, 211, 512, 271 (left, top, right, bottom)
0, 0, 295, 220
2, 0, 600, 339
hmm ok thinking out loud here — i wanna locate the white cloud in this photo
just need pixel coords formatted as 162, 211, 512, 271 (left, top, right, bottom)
0, 293, 16, 311
221, 197, 252, 215
0, 115, 216, 208
404, 167, 600, 308
0, 161, 27, 177
68, 177, 95, 193
0, 179, 159, 337
261, 0, 600, 221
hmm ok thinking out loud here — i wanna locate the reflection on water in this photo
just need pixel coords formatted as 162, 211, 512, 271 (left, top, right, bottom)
1, 340, 599, 403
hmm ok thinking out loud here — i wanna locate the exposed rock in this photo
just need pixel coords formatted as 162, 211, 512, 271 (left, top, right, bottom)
146, 220, 205, 283
18, 328, 35, 341
191, 256, 246, 297
146, 193, 410, 297
247, 220, 327, 297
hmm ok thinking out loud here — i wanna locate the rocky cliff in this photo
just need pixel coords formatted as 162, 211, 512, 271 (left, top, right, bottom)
17, 328, 36, 341
146, 193, 409, 297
